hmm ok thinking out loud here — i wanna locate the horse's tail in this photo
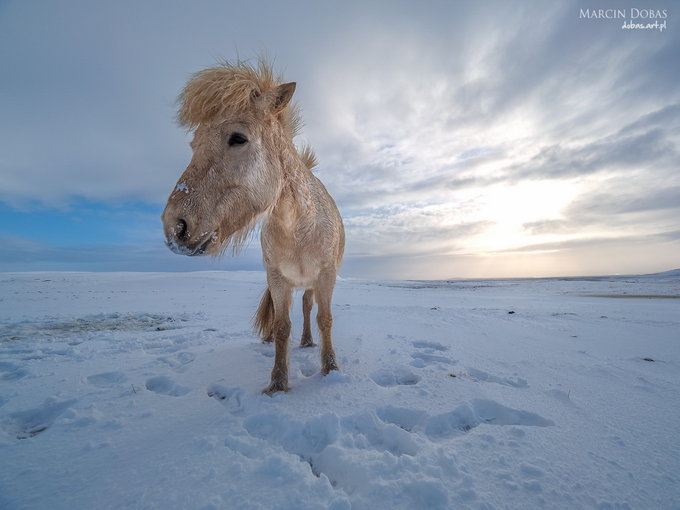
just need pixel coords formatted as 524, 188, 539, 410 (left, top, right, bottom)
253, 286, 274, 341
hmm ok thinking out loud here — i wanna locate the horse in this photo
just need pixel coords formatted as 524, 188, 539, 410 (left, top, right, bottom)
161, 60, 345, 395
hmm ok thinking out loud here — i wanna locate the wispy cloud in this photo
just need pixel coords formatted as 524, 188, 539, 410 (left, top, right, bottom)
1, 0, 678, 277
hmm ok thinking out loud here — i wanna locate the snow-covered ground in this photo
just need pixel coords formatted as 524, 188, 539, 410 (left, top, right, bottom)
1, 271, 679, 509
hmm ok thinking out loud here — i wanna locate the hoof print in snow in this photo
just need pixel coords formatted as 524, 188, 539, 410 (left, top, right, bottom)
86, 371, 127, 387
299, 359, 318, 378
207, 384, 245, 413
410, 352, 455, 368
370, 367, 421, 387
145, 376, 190, 397
409, 341, 454, 367
3, 399, 76, 440
158, 351, 196, 371
546, 389, 573, 404
0, 362, 29, 381
465, 368, 529, 388
376, 405, 428, 432
412, 340, 448, 352
425, 399, 553, 439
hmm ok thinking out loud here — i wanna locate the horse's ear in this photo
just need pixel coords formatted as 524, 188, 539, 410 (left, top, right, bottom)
259, 82, 296, 115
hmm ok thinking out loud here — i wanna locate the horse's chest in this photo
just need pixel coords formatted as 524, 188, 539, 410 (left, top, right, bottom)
261, 233, 319, 287
279, 259, 319, 289
263, 205, 320, 288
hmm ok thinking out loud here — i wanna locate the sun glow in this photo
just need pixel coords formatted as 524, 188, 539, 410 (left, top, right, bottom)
463, 180, 580, 253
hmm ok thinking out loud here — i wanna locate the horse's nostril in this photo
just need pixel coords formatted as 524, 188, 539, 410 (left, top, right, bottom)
175, 219, 188, 240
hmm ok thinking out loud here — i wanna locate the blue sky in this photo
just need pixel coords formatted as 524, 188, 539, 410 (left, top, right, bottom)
1, 0, 678, 278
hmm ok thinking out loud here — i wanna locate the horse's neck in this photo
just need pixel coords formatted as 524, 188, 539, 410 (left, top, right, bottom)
270, 155, 313, 229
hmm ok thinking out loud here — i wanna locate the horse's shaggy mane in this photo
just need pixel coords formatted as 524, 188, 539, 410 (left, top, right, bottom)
299, 144, 318, 170
178, 59, 302, 138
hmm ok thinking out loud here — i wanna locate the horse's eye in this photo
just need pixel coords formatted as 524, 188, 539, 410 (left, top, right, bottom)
228, 132, 248, 146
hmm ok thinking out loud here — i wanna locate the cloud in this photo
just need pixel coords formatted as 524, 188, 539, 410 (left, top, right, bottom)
1, 0, 678, 277
345, 202, 491, 257
569, 185, 680, 218
508, 104, 680, 182
513, 127, 675, 180
523, 184, 680, 240
302, 3, 680, 272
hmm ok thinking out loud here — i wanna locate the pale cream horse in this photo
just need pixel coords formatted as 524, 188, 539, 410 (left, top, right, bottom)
161, 61, 345, 394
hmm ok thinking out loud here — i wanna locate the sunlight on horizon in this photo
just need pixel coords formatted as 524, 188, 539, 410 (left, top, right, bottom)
463, 180, 581, 254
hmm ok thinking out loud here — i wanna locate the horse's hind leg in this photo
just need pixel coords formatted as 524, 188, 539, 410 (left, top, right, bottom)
315, 270, 339, 374
300, 289, 315, 348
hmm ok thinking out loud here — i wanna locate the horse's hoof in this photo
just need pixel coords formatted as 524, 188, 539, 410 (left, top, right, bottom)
321, 361, 339, 375
321, 351, 339, 374
262, 380, 289, 396
299, 338, 316, 348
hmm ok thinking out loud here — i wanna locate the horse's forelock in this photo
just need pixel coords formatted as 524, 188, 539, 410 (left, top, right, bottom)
177, 59, 299, 136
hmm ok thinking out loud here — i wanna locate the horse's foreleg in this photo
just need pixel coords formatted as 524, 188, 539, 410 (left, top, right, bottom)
300, 289, 315, 348
263, 277, 292, 395
315, 270, 339, 374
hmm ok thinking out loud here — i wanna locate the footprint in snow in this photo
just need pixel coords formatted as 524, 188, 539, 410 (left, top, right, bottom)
410, 352, 456, 368
370, 367, 421, 387
424, 399, 553, 439
230, 402, 552, 501
298, 358, 319, 377
545, 389, 573, 404
207, 384, 246, 414
412, 340, 449, 352
158, 351, 196, 371
409, 340, 455, 368
0, 361, 29, 381
368, 400, 553, 439
463, 367, 528, 388
86, 371, 127, 387
376, 405, 428, 432
244, 410, 419, 459
145, 376, 190, 396
1, 398, 77, 439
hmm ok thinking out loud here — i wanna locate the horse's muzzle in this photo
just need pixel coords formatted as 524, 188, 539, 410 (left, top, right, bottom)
163, 217, 216, 256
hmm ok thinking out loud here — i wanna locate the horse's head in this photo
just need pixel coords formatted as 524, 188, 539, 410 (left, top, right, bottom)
162, 62, 297, 256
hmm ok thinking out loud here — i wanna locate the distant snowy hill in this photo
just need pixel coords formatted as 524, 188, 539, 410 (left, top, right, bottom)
1, 271, 679, 509
644, 268, 680, 277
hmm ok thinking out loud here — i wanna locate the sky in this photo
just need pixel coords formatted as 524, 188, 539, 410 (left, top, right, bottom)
1, 0, 678, 279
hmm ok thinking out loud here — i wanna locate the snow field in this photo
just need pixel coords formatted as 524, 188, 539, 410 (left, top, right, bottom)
1, 271, 679, 509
